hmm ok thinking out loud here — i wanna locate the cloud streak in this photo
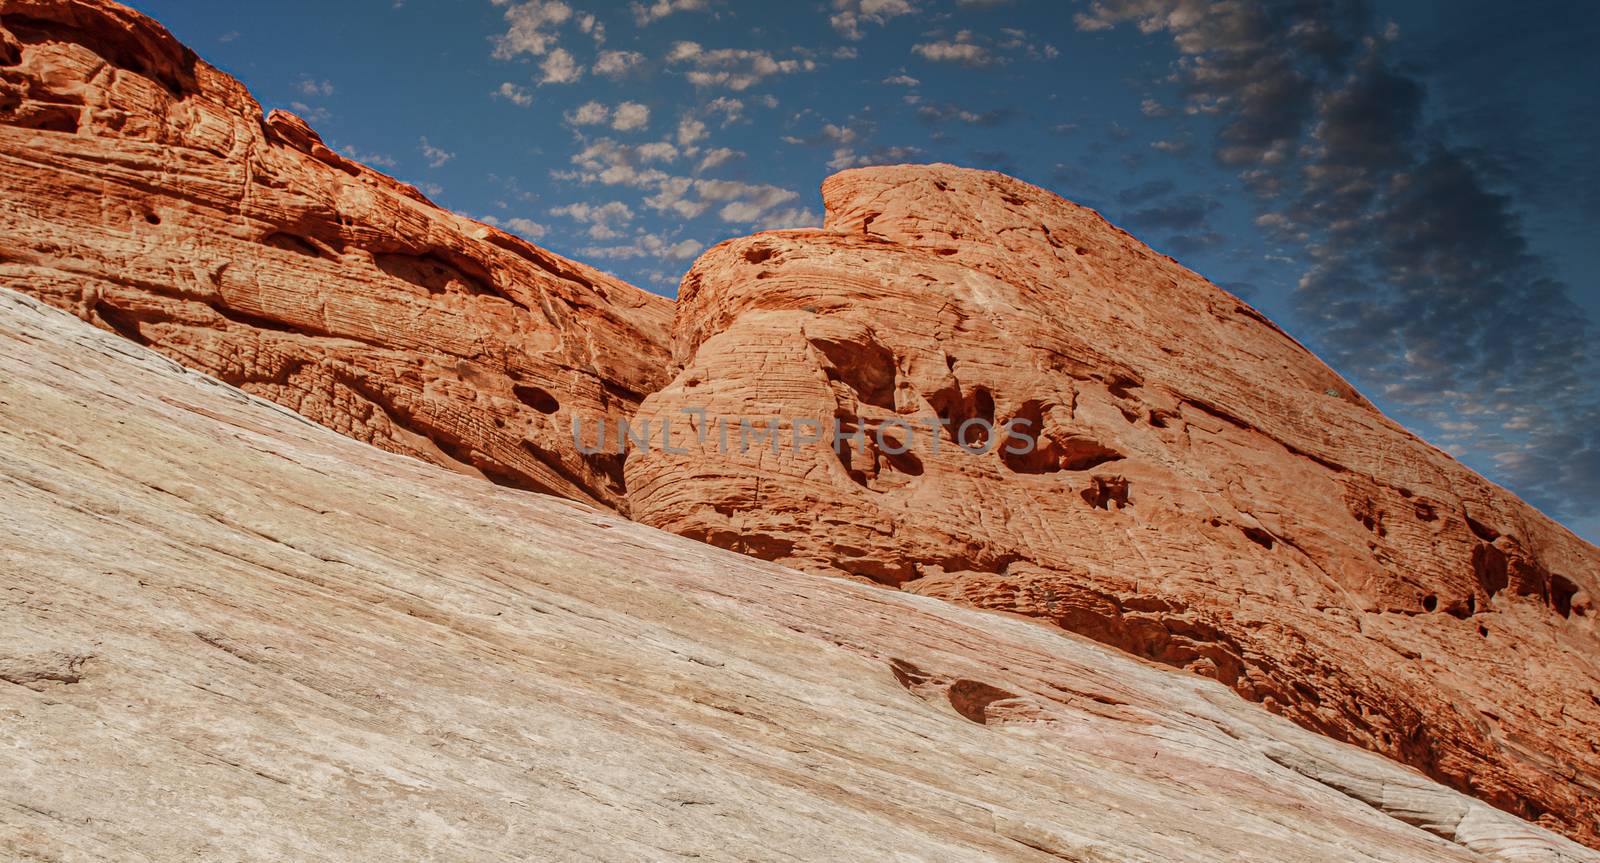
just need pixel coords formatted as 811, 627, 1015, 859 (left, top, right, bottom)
1082, 0, 1599, 526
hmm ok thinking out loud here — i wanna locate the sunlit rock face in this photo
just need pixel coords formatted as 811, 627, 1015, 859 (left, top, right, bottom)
2, 0, 1599, 847
0, 0, 672, 510
626, 163, 1600, 844
3, 287, 1598, 861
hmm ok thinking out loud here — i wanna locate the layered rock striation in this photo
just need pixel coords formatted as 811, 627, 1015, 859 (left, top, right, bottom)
3, 0, 1599, 847
4, 287, 1599, 862
625, 165, 1600, 842
0, 0, 671, 510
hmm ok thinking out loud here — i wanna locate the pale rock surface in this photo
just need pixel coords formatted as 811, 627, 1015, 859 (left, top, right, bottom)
0, 0, 671, 510
626, 165, 1600, 843
2, 287, 1597, 861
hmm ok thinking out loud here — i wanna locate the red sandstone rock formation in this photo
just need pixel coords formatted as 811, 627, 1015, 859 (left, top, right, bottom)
0, 0, 671, 510
4, 0, 1600, 848
625, 164, 1600, 842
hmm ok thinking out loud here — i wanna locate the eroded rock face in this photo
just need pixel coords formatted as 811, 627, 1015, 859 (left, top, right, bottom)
5, 0, 1600, 847
626, 164, 1600, 842
5, 287, 1599, 862
0, 0, 671, 510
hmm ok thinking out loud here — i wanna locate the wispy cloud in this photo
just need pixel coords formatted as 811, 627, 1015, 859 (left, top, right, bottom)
419, 137, 455, 168
1083, 0, 1600, 524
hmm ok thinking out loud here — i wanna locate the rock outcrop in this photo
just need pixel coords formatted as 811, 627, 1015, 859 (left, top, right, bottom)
625, 165, 1600, 842
0, 0, 672, 510
4, 287, 1599, 862
3, 0, 1599, 848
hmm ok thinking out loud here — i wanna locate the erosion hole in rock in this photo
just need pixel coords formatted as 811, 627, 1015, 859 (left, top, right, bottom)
882, 443, 923, 477
377, 251, 501, 298
263, 232, 324, 259
1472, 543, 1509, 598
808, 333, 897, 411
10, 105, 81, 134
144, 212, 161, 225
513, 384, 559, 415
1550, 574, 1578, 618
1081, 475, 1131, 510
1446, 595, 1476, 620
999, 400, 1057, 473
1423, 594, 1439, 613
742, 244, 776, 265
998, 400, 1125, 474
1465, 513, 1500, 542
958, 388, 996, 450
947, 679, 1021, 725
1240, 525, 1275, 550
93, 300, 149, 346
1106, 375, 1141, 401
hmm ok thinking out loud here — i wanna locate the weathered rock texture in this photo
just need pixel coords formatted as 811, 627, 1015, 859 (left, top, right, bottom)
4, 0, 1600, 849
4, 288, 1599, 861
0, 0, 671, 510
626, 165, 1600, 843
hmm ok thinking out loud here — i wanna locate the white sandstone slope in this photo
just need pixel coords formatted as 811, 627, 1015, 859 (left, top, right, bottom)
0, 285, 1592, 862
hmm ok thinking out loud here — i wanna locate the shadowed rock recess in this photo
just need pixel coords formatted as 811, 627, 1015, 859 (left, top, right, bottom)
2, 0, 1599, 851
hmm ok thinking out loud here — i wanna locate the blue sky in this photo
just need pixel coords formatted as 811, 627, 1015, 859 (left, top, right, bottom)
124, 0, 1599, 541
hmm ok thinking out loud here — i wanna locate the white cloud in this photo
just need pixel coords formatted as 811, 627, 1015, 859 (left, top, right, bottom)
576, 11, 604, 44
495, 82, 533, 106
676, 117, 708, 147
998, 26, 1058, 60
582, 233, 704, 261
630, 0, 708, 25
911, 28, 1054, 67
643, 176, 710, 219
540, 47, 583, 84
1141, 98, 1173, 118
481, 213, 549, 240
567, 100, 610, 125
694, 179, 800, 223
827, 145, 925, 169
668, 43, 816, 91
491, 0, 573, 59
696, 147, 741, 172
706, 96, 744, 125
337, 144, 397, 169
297, 77, 335, 97
758, 207, 820, 229
912, 38, 992, 67
636, 141, 679, 162
667, 40, 702, 62
419, 137, 455, 168
503, 217, 549, 239
830, 0, 917, 40
882, 73, 920, 86
593, 50, 644, 78
822, 123, 857, 144
565, 138, 676, 187
550, 200, 635, 239
289, 101, 331, 123
611, 101, 651, 132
